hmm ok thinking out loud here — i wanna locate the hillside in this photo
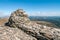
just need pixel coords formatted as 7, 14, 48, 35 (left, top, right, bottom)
29, 16, 60, 27
0, 18, 8, 25
32, 21, 57, 28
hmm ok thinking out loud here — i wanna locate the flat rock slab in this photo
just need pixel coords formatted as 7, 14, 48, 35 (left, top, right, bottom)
0, 26, 37, 40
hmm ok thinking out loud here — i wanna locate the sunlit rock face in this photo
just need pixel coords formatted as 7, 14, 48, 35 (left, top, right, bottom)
0, 26, 37, 40
8, 9, 30, 27
6, 9, 60, 40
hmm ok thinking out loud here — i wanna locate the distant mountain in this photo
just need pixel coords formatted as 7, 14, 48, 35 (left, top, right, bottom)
29, 16, 60, 27
32, 21, 57, 28
0, 16, 9, 18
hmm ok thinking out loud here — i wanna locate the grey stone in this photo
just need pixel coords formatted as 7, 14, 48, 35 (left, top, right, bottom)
0, 26, 37, 40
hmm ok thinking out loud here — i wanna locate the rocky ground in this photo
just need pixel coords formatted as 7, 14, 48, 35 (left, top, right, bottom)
0, 9, 60, 40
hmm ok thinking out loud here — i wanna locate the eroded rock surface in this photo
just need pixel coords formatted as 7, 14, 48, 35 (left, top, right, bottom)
0, 26, 36, 40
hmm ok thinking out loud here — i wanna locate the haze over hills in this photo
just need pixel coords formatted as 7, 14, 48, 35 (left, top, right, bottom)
29, 16, 60, 27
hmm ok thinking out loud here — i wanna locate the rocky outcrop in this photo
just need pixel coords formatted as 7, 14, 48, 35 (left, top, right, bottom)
0, 26, 36, 40
8, 9, 48, 40
7, 9, 60, 40
8, 9, 30, 27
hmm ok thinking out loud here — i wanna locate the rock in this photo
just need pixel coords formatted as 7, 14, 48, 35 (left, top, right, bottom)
8, 9, 30, 27
7, 9, 60, 40
0, 26, 37, 40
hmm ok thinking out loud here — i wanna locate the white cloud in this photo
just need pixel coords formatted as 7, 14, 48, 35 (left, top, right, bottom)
28, 11, 60, 16
0, 12, 4, 17
0, 11, 10, 17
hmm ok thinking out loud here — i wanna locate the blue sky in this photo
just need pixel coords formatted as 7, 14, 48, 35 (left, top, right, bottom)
0, 0, 60, 17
